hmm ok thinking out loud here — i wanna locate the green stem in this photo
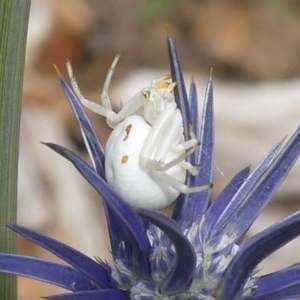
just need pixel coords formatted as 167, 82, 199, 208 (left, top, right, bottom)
0, 1, 31, 299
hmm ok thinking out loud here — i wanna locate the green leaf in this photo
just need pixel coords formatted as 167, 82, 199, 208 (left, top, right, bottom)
0, 1, 31, 299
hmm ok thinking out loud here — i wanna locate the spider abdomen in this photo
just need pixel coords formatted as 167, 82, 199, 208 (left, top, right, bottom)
105, 115, 186, 209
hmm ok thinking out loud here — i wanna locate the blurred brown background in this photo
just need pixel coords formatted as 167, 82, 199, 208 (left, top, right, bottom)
19, 0, 300, 298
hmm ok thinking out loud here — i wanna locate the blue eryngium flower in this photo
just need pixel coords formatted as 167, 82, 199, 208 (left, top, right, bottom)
1, 37, 300, 300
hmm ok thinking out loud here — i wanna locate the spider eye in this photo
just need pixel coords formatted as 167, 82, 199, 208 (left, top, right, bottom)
142, 91, 151, 100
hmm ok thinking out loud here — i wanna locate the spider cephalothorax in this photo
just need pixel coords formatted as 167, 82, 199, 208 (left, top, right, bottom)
67, 56, 210, 209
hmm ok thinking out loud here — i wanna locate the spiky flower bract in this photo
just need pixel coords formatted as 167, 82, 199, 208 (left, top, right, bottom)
1, 37, 300, 299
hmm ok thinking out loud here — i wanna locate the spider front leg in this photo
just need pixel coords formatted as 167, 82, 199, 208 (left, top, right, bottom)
100, 55, 145, 127
66, 59, 120, 127
67, 56, 144, 128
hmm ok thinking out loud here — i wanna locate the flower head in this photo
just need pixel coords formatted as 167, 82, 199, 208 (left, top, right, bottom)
1, 37, 300, 299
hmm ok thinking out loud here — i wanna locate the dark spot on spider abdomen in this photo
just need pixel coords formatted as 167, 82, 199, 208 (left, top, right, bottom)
123, 124, 132, 141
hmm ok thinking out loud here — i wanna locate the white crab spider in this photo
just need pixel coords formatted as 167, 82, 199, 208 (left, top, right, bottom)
67, 57, 210, 210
